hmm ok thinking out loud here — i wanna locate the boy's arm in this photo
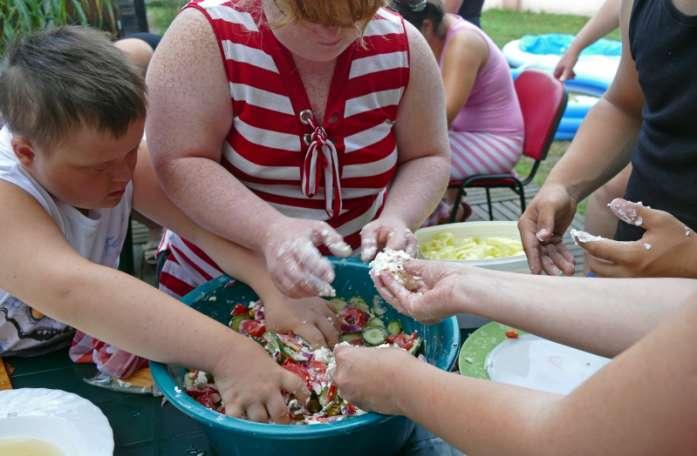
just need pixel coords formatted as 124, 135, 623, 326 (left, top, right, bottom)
0, 180, 307, 422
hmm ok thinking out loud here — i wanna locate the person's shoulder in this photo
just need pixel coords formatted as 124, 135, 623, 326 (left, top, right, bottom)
449, 25, 489, 61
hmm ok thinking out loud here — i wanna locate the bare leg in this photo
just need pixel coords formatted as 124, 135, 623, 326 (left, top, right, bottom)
583, 164, 632, 273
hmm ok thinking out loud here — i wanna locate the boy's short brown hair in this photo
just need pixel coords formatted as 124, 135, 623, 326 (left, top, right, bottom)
0, 26, 146, 147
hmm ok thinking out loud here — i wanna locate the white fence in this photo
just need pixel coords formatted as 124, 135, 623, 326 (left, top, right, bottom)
484, 0, 605, 16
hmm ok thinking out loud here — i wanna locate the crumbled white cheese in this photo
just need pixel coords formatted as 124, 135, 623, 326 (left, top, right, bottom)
369, 248, 414, 287
313, 347, 332, 364
570, 229, 603, 246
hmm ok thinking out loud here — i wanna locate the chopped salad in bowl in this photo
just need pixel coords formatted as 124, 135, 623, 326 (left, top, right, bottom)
183, 297, 422, 425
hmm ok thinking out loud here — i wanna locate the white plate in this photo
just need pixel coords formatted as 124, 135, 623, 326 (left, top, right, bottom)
0, 388, 113, 456
485, 334, 611, 395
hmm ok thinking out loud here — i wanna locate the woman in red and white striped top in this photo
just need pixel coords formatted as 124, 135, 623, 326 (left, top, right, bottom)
147, 0, 449, 300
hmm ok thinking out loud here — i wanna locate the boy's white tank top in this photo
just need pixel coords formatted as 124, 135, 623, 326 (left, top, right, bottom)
0, 126, 133, 355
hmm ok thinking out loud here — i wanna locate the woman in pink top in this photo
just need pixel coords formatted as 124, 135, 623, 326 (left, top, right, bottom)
393, 0, 524, 222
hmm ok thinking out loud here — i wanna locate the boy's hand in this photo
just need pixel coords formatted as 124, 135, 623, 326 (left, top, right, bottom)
262, 217, 352, 298
360, 216, 417, 262
212, 338, 309, 423
333, 344, 416, 416
264, 295, 339, 348
579, 199, 697, 277
373, 260, 464, 324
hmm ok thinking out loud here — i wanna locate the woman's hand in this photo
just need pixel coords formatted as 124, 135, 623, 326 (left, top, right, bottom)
518, 182, 577, 275
262, 217, 352, 298
333, 344, 419, 416
360, 216, 417, 262
373, 260, 467, 323
553, 50, 579, 82
263, 295, 339, 348
577, 199, 697, 277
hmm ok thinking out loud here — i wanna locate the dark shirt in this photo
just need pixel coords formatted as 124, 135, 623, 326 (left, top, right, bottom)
617, 0, 697, 241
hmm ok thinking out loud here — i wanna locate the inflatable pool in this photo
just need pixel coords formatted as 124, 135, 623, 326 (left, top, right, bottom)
504, 34, 620, 84
507, 34, 619, 140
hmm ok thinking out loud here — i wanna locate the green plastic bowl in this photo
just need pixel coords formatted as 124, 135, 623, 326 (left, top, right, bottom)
151, 257, 460, 456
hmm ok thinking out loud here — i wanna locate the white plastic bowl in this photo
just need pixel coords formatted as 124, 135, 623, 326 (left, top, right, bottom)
0, 388, 113, 456
416, 221, 529, 274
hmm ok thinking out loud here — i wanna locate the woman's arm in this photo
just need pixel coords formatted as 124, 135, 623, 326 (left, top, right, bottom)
359, 22, 451, 260
145, 10, 349, 298
377, 259, 695, 357
133, 146, 338, 347
380, 22, 450, 228
335, 294, 697, 455
554, 0, 621, 81
518, 0, 643, 275
440, 28, 488, 126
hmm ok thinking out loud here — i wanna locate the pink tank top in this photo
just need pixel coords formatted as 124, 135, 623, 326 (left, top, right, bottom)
440, 15, 523, 136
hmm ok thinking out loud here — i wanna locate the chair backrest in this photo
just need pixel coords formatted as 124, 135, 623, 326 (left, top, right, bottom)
514, 70, 568, 162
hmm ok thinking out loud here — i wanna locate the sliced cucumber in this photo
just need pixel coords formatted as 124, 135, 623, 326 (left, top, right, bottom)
327, 298, 347, 313
362, 327, 387, 346
408, 336, 423, 356
229, 315, 251, 332
366, 317, 385, 329
349, 297, 370, 313
339, 333, 364, 345
386, 320, 402, 336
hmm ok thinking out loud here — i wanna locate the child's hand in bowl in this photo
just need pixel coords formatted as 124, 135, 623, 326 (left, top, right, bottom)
373, 259, 465, 324
212, 337, 309, 423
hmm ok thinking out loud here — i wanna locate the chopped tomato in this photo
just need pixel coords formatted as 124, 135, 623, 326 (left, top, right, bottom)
387, 333, 416, 350
239, 319, 266, 338
231, 304, 248, 317
187, 385, 222, 410
309, 360, 327, 374
326, 384, 337, 402
282, 359, 310, 385
339, 307, 369, 332
345, 403, 358, 415
505, 329, 519, 339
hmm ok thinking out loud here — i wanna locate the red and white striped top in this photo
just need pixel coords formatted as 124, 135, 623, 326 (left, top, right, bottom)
160, 0, 410, 296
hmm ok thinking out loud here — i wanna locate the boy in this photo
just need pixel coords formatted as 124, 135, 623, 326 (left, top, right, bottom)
0, 26, 312, 423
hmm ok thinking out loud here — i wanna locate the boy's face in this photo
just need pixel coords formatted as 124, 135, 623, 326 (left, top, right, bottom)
13, 118, 144, 210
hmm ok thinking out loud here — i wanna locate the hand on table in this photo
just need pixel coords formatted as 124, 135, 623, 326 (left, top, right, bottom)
518, 182, 577, 275
360, 216, 417, 262
263, 217, 352, 298
333, 344, 417, 416
575, 198, 697, 277
373, 260, 466, 324
212, 339, 309, 423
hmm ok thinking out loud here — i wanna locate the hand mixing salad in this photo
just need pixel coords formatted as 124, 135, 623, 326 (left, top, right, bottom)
183, 297, 422, 424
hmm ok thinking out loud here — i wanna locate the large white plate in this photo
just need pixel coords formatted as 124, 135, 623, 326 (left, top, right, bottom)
0, 388, 113, 455
485, 334, 611, 395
